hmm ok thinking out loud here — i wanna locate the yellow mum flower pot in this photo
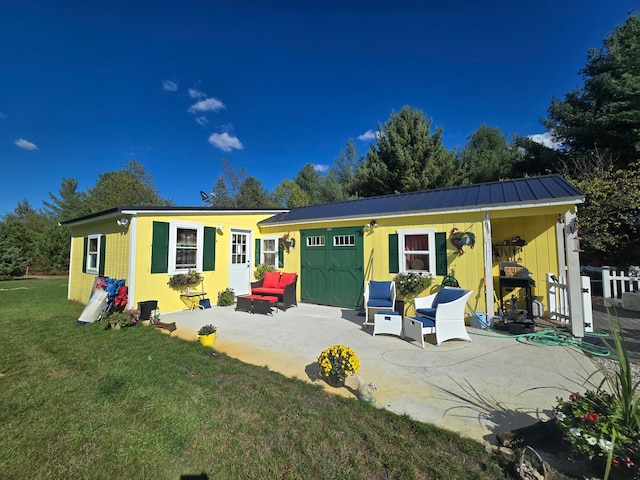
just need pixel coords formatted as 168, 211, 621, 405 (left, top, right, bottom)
198, 332, 216, 347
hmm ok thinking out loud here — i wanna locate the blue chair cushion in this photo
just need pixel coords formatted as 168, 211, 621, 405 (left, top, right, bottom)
432, 288, 466, 308
369, 281, 391, 301
411, 317, 435, 328
368, 298, 393, 308
416, 307, 437, 318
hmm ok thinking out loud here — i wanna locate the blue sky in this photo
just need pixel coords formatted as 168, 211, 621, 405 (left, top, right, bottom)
1, 1, 637, 216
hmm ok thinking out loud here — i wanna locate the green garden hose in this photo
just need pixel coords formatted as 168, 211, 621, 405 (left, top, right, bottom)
468, 325, 611, 357
465, 303, 611, 357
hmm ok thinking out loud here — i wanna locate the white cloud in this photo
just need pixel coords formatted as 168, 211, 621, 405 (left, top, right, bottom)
313, 164, 329, 173
357, 129, 377, 141
528, 132, 562, 150
208, 132, 243, 152
162, 80, 178, 91
195, 116, 208, 126
189, 88, 207, 99
15, 138, 38, 151
188, 97, 225, 114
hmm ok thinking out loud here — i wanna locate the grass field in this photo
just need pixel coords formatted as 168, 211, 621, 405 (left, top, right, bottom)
0, 278, 534, 479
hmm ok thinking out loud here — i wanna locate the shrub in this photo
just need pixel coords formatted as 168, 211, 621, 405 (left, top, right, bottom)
255, 263, 276, 282
103, 308, 140, 329
217, 288, 235, 306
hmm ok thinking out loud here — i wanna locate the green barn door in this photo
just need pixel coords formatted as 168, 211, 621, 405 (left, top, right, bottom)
301, 227, 364, 308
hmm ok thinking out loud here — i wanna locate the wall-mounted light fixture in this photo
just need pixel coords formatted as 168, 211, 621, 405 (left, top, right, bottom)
282, 233, 295, 252
216, 223, 224, 232
365, 219, 378, 231
116, 218, 129, 227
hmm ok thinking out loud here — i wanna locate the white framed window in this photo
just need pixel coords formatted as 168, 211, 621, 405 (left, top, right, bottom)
397, 228, 436, 273
86, 234, 101, 274
261, 237, 280, 269
168, 221, 204, 274
333, 235, 355, 246
306, 236, 325, 247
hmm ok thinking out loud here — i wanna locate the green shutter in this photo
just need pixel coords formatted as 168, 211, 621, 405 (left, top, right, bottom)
98, 235, 106, 276
388, 234, 399, 273
278, 245, 284, 269
255, 238, 261, 265
435, 232, 447, 276
151, 221, 169, 274
203, 227, 216, 271
82, 237, 88, 273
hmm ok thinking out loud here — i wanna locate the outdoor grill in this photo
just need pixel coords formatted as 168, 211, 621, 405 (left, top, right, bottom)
498, 262, 536, 321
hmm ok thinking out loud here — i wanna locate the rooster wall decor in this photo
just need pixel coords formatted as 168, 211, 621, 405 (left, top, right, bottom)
449, 228, 476, 255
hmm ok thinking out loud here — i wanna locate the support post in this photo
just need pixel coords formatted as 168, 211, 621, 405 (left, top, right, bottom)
483, 212, 495, 318
565, 210, 584, 338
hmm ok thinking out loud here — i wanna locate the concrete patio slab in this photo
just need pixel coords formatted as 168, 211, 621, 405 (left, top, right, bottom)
161, 302, 602, 445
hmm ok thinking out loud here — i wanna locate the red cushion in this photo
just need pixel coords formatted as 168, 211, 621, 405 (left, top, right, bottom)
252, 287, 283, 295
262, 271, 281, 289
259, 296, 279, 303
279, 272, 297, 288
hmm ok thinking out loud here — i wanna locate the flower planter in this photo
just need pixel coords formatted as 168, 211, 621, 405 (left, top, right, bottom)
326, 374, 345, 388
198, 332, 216, 347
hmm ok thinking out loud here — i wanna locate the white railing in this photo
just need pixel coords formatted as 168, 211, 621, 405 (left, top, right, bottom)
547, 273, 569, 323
602, 266, 640, 307
546, 273, 593, 333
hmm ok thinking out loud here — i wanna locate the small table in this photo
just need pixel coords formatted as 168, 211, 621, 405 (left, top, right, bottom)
373, 311, 403, 337
180, 291, 207, 311
236, 295, 278, 315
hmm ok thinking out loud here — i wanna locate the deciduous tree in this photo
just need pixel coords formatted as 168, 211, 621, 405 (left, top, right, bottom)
564, 156, 640, 264
86, 158, 170, 212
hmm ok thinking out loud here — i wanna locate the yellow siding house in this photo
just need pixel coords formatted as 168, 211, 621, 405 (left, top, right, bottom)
62, 175, 585, 332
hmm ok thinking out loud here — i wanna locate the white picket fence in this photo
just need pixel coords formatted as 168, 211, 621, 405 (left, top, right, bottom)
546, 273, 593, 333
602, 266, 640, 307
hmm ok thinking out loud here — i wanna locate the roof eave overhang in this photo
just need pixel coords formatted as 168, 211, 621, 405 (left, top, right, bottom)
259, 196, 585, 228
60, 207, 288, 228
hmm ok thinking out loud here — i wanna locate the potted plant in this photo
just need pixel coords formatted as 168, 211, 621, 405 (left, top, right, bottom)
167, 269, 202, 289
317, 344, 360, 387
197, 324, 218, 347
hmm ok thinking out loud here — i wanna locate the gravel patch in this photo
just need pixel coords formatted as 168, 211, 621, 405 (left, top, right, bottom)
590, 355, 640, 387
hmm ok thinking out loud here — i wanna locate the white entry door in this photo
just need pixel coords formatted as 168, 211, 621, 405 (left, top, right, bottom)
229, 230, 251, 296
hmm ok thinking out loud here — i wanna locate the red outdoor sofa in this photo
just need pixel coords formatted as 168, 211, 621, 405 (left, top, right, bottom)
250, 271, 298, 311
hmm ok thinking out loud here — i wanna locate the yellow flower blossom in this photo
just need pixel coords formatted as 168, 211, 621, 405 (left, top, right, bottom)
317, 344, 360, 379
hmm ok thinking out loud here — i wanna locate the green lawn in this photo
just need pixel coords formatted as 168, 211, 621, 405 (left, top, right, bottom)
1, 279, 521, 479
